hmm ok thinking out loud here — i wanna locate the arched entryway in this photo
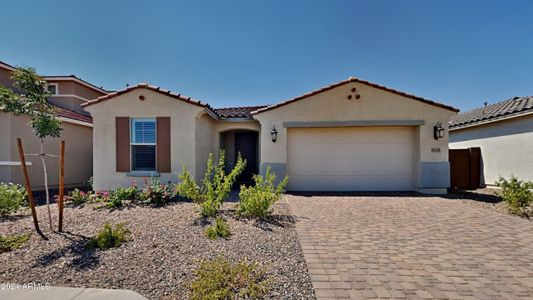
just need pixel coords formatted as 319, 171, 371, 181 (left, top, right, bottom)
219, 129, 259, 184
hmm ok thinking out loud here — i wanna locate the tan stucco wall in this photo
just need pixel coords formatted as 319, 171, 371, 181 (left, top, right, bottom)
0, 68, 15, 90
49, 80, 105, 100
195, 113, 216, 181
450, 114, 533, 185
253, 82, 456, 192
0, 112, 13, 183
85, 88, 205, 190
1, 112, 93, 190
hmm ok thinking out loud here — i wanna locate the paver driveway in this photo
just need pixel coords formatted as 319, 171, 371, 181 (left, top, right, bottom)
287, 194, 533, 299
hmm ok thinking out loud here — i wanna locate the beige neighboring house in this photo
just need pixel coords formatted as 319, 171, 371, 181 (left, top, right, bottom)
84, 78, 458, 194
0, 60, 108, 190
449, 97, 533, 185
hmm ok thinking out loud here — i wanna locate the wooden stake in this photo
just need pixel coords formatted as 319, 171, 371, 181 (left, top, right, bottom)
58, 140, 65, 232
16, 138, 40, 233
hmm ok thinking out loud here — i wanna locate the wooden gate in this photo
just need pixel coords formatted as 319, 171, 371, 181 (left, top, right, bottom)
449, 147, 481, 190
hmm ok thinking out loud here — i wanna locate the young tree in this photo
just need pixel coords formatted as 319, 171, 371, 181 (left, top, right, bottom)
0, 66, 62, 230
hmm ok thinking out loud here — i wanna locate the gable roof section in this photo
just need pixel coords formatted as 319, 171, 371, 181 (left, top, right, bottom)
214, 105, 269, 119
43, 75, 109, 94
82, 83, 211, 110
450, 96, 533, 129
251, 77, 459, 115
1, 60, 109, 95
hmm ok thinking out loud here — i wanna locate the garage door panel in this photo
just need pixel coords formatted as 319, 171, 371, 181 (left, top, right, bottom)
289, 158, 413, 176
289, 127, 412, 144
289, 143, 413, 160
287, 126, 415, 191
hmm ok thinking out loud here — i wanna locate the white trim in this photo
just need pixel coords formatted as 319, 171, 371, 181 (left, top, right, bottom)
51, 94, 90, 102
0, 161, 32, 166
450, 110, 533, 131
47, 83, 59, 95
44, 77, 108, 94
59, 117, 93, 127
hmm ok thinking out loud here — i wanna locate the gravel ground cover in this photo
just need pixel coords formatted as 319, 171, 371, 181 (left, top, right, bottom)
0, 201, 315, 300
446, 188, 510, 215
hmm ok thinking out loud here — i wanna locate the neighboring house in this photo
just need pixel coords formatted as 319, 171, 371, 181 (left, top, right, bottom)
449, 97, 533, 185
0, 60, 108, 190
84, 78, 458, 194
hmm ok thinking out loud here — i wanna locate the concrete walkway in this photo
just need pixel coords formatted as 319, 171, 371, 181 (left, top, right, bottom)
287, 194, 533, 299
0, 287, 147, 300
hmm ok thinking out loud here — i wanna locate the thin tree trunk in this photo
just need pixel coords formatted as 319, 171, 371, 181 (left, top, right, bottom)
40, 139, 53, 231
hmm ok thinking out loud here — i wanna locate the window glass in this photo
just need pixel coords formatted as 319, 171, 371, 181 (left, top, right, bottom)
47, 84, 57, 95
131, 118, 156, 171
131, 119, 156, 144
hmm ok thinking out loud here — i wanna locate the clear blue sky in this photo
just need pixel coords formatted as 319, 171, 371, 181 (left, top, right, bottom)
1, 0, 532, 111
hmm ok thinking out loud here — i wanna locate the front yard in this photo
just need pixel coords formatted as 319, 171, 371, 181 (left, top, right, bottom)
0, 201, 315, 299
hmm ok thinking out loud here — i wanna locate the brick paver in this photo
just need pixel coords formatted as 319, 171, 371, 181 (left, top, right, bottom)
287, 195, 533, 299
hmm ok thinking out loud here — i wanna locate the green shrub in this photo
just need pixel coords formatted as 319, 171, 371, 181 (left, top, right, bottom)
205, 217, 231, 240
496, 176, 533, 217
0, 233, 30, 253
66, 188, 91, 205
87, 176, 94, 190
139, 178, 173, 206
190, 257, 268, 300
0, 182, 27, 216
177, 150, 246, 218
88, 223, 131, 250
237, 167, 288, 219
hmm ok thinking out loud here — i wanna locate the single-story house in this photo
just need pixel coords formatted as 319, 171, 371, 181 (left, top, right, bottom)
83, 78, 458, 194
0, 60, 108, 190
449, 97, 533, 185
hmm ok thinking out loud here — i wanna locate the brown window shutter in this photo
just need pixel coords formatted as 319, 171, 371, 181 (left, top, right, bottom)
116, 117, 130, 172
156, 117, 171, 173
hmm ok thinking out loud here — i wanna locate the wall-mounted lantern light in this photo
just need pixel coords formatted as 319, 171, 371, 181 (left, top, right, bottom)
433, 121, 445, 140
271, 125, 278, 143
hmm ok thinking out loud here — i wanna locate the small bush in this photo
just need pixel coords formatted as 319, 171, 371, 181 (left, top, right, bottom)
88, 223, 131, 250
66, 188, 91, 205
0, 233, 30, 253
87, 176, 94, 190
190, 257, 268, 300
237, 167, 288, 219
0, 182, 27, 216
139, 178, 174, 206
177, 150, 246, 218
496, 176, 533, 217
205, 217, 231, 240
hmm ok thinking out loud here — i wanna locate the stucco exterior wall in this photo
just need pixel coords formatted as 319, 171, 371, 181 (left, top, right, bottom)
2, 113, 93, 190
49, 80, 105, 100
450, 114, 533, 185
195, 113, 216, 182
85, 88, 205, 190
0, 112, 13, 183
253, 82, 456, 193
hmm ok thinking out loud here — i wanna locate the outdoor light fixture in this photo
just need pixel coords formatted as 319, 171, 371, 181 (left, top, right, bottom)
433, 121, 445, 140
270, 125, 278, 143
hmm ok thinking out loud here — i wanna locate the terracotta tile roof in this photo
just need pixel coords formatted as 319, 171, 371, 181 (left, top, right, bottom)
251, 77, 459, 115
214, 105, 268, 119
50, 101, 93, 123
82, 83, 210, 110
450, 96, 533, 129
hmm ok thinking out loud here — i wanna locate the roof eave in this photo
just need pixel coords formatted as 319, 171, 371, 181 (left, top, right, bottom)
252, 77, 459, 115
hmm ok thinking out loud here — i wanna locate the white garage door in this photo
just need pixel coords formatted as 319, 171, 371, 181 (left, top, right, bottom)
287, 126, 415, 191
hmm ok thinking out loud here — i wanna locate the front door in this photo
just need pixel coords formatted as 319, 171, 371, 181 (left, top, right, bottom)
234, 131, 258, 184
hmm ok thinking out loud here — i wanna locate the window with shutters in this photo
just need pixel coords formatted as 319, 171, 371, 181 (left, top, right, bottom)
131, 118, 156, 171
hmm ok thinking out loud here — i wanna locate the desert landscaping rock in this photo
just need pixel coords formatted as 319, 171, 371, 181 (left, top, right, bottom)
0, 201, 315, 300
